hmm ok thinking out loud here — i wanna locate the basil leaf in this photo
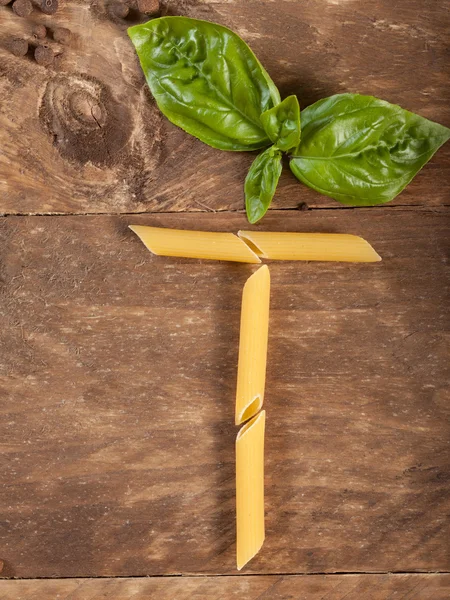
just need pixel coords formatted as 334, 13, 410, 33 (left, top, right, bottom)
260, 95, 301, 151
128, 17, 280, 151
245, 146, 282, 223
290, 93, 450, 205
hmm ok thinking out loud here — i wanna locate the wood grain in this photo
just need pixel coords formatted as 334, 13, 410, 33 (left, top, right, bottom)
2, 574, 450, 600
0, 209, 449, 578
0, 0, 449, 215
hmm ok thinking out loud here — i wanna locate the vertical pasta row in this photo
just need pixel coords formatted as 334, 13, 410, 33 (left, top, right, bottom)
235, 265, 270, 570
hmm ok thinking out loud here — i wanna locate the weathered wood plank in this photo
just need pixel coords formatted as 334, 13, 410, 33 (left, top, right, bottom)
1, 0, 449, 215
1, 574, 450, 600
0, 209, 449, 577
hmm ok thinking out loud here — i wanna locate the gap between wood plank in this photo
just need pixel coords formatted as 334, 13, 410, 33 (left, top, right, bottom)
5, 571, 450, 581
1, 205, 448, 218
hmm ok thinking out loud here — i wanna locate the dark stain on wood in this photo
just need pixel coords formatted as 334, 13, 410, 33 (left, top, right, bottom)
39, 73, 133, 167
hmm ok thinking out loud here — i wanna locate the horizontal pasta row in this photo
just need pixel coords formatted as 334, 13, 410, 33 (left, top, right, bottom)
129, 225, 381, 263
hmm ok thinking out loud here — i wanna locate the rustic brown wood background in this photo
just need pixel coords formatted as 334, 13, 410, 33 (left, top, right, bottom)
1, 0, 449, 598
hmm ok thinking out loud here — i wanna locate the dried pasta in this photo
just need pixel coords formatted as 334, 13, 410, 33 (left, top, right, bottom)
236, 410, 266, 571
238, 231, 381, 262
129, 225, 261, 263
235, 265, 270, 426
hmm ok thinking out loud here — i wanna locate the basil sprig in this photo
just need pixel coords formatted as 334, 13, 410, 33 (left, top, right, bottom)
129, 17, 450, 222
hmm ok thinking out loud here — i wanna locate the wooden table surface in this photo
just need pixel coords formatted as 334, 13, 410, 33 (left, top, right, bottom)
1, 0, 449, 598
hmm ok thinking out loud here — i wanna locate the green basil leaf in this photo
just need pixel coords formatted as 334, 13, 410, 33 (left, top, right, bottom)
245, 146, 282, 223
260, 94, 301, 151
128, 17, 280, 151
290, 93, 450, 205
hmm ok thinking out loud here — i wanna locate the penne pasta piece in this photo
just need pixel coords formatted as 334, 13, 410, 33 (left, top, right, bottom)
236, 410, 266, 571
235, 265, 270, 426
238, 231, 381, 262
129, 225, 261, 263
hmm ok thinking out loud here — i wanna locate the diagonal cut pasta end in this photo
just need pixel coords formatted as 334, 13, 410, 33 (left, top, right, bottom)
237, 230, 267, 258
129, 225, 162, 256
354, 236, 382, 262
235, 394, 263, 426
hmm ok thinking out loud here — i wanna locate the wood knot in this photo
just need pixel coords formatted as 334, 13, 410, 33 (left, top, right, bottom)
69, 91, 105, 127
39, 74, 131, 166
